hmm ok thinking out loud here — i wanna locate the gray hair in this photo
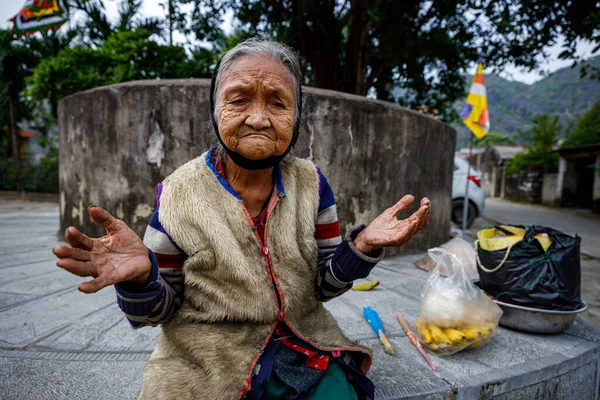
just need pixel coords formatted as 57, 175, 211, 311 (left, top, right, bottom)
212, 38, 303, 129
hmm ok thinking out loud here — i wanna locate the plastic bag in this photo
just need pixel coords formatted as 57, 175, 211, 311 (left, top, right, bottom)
476, 225, 582, 311
416, 248, 503, 355
416, 237, 479, 281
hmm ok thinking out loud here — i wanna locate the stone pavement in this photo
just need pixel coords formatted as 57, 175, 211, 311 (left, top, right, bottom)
468, 198, 600, 331
1, 197, 599, 399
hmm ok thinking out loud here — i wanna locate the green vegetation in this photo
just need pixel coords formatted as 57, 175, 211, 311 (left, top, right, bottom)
501, 100, 599, 176
28, 30, 196, 102
194, 1, 600, 121
69, 0, 163, 46
0, 0, 218, 193
0, 147, 58, 193
562, 102, 600, 147
507, 115, 560, 175
454, 56, 600, 148
2, 0, 600, 192
0, 30, 51, 161
472, 131, 516, 147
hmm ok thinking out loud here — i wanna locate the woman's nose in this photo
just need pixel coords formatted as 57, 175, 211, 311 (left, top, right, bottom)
245, 104, 272, 130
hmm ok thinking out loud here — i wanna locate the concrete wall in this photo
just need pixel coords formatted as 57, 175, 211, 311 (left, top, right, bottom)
480, 149, 501, 198
542, 173, 559, 207
503, 172, 543, 204
483, 166, 503, 198
560, 158, 580, 207
58, 80, 455, 254
594, 158, 600, 214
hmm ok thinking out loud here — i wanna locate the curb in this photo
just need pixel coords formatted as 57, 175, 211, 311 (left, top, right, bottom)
0, 190, 59, 203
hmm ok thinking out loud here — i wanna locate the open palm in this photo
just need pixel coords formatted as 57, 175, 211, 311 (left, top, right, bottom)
53, 206, 151, 293
355, 195, 431, 253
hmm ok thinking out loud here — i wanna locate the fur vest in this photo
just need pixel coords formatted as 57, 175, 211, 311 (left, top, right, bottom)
137, 151, 372, 400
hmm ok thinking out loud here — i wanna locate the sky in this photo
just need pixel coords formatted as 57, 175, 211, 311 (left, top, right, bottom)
1, 0, 598, 84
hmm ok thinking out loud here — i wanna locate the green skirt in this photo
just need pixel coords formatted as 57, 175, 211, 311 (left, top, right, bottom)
263, 362, 358, 400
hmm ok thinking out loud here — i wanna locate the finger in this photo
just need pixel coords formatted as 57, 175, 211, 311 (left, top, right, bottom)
407, 204, 429, 230
53, 244, 92, 261
64, 226, 95, 251
419, 211, 430, 230
421, 214, 430, 230
407, 203, 428, 221
88, 206, 121, 234
389, 195, 415, 217
420, 197, 431, 207
56, 258, 96, 277
396, 217, 420, 245
417, 203, 430, 228
423, 204, 431, 228
79, 275, 112, 294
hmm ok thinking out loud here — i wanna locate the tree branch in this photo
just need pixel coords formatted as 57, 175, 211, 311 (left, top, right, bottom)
339, 0, 357, 27
264, 0, 293, 20
336, 0, 351, 20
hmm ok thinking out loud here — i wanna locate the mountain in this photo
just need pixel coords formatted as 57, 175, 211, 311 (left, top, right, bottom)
454, 56, 600, 148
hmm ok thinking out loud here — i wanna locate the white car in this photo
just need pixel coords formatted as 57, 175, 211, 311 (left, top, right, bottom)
452, 155, 485, 228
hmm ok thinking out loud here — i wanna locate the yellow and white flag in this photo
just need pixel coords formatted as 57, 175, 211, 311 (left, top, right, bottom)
460, 63, 490, 139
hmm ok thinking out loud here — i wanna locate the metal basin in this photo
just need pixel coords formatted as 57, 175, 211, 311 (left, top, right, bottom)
493, 299, 588, 334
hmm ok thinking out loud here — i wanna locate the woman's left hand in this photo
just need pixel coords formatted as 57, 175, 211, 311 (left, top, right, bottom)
354, 195, 431, 254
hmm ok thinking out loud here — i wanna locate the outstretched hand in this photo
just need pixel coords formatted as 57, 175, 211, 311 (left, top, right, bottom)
52, 206, 151, 293
354, 195, 431, 254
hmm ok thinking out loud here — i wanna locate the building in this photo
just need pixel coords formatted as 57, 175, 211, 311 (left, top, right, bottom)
480, 144, 524, 198
456, 146, 486, 170
543, 144, 600, 213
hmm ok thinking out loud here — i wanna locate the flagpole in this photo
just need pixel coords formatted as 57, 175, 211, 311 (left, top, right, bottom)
460, 58, 487, 233
461, 133, 474, 231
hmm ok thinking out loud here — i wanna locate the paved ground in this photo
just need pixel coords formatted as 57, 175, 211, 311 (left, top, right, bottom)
1, 196, 599, 399
467, 198, 600, 331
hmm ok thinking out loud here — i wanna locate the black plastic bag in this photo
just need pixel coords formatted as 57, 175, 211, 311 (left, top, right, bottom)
476, 225, 582, 311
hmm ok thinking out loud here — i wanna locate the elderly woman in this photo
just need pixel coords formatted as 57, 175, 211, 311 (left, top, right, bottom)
53, 39, 431, 400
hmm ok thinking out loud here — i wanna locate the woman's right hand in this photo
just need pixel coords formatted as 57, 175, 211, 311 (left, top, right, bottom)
53, 206, 152, 293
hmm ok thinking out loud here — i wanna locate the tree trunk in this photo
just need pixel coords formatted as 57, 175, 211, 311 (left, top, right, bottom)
49, 30, 59, 118
291, 2, 342, 91
8, 96, 20, 160
307, 37, 342, 91
294, 0, 370, 95
344, 2, 369, 95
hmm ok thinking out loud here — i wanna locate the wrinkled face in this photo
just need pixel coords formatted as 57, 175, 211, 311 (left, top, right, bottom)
216, 54, 296, 161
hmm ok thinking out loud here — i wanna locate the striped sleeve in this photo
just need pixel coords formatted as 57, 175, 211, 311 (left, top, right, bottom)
114, 184, 187, 328
315, 170, 342, 267
314, 170, 384, 302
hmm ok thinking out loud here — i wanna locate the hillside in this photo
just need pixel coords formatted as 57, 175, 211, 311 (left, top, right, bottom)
453, 56, 600, 148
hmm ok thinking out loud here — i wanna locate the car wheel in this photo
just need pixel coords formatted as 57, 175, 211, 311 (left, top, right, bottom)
451, 199, 477, 228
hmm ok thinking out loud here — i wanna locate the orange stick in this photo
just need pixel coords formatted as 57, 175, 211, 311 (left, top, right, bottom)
395, 312, 437, 372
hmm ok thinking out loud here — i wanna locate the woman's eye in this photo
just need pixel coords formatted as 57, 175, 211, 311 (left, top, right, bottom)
273, 102, 284, 108
231, 99, 246, 104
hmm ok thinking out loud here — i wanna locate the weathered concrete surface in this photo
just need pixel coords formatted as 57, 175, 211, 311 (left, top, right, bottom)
1, 197, 599, 399
595, 157, 600, 214
58, 80, 455, 254
541, 173, 559, 207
